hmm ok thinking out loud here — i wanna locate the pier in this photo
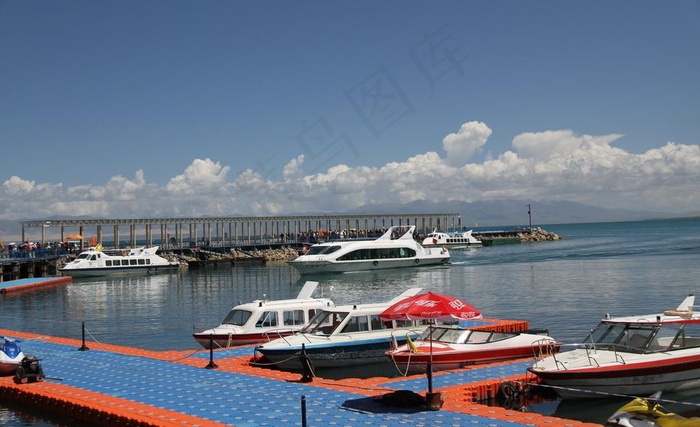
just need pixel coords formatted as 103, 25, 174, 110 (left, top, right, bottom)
17, 213, 462, 250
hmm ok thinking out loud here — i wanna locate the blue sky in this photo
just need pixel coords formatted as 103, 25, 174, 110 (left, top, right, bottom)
1, 1, 699, 220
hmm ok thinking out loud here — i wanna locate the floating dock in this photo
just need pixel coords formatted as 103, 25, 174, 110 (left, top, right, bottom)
0, 328, 600, 427
0, 276, 72, 294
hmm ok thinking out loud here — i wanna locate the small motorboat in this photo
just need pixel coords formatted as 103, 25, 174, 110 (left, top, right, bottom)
421, 229, 482, 249
386, 325, 559, 374
0, 336, 24, 376
193, 280, 335, 348
253, 288, 429, 370
606, 392, 700, 427
528, 294, 700, 399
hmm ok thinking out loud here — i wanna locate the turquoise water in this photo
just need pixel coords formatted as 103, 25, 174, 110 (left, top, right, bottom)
1, 218, 699, 425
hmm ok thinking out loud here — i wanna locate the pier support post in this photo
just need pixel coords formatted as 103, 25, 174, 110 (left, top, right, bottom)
301, 395, 307, 427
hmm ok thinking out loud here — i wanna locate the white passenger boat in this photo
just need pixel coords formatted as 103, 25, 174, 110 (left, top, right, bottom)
60, 245, 180, 277
253, 288, 429, 370
289, 225, 449, 274
421, 229, 482, 249
193, 281, 335, 348
528, 294, 700, 399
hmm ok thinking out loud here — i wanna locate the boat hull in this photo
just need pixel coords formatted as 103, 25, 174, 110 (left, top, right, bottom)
60, 264, 179, 277
0, 361, 21, 376
529, 352, 700, 399
193, 330, 297, 348
256, 336, 412, 370
390, 343, 552, 374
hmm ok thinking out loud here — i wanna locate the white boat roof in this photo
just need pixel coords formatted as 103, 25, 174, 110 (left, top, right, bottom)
229, 281, 333, 310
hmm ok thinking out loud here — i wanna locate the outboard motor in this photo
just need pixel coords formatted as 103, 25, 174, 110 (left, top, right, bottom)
15, 355, 44, 383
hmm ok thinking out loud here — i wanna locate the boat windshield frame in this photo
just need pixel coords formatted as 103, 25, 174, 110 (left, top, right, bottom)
582, 321, 693, 354
221, 309, 254, 326
300, 310, 349, 335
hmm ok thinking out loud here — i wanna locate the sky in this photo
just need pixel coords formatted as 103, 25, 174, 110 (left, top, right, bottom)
1, 1, 699, 221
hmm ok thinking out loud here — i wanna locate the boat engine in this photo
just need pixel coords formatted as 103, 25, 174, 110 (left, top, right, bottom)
15, 355, 44, 383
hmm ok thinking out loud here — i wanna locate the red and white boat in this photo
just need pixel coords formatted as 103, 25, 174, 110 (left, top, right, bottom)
386, 325, 559, 374
193, 281, 334, 349
528, 294, 700, 399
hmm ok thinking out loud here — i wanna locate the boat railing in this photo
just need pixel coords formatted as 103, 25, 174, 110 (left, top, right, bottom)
261, 328, 297, 342
531, 339, 559, 361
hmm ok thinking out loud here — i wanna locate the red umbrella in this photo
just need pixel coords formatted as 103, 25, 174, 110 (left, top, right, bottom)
380, 292, 482, 394
380, 292, 482, 322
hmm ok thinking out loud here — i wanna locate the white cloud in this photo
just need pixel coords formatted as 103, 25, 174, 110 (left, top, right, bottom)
442, 121, 492, 167
0, 123, 698, 222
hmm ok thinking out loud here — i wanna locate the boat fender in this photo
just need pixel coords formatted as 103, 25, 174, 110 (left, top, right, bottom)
415, 259, 420, 264
373, 261, 378, 266
406, 334, 420, 353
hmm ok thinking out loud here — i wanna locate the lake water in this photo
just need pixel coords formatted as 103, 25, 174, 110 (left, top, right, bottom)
2, 218, 700, 425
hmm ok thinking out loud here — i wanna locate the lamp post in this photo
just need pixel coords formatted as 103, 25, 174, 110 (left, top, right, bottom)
526, 204, 532, 234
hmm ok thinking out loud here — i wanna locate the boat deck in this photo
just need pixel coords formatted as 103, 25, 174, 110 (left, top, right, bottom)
0, 329, 599, 427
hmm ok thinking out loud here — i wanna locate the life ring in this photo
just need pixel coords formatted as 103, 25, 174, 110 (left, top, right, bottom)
373, 260, 378, 266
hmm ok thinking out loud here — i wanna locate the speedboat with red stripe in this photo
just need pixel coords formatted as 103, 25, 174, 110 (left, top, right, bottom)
386, 326, 559, 374
528, 294, 700, 399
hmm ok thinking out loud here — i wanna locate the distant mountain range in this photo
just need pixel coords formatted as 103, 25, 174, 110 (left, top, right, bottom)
1, 199, 697, 242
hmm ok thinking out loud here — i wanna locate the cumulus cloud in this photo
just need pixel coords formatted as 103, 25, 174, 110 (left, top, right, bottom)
0, 122, 698, 223
512, 130, 625, 160
442, 121, 492, 167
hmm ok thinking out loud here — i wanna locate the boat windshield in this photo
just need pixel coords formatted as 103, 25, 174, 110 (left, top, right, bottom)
75, 253, 91, 260
305, 245, 342, 255
221, 309, 253, 326
583, 322, 687, 353
300, 310, 349, 336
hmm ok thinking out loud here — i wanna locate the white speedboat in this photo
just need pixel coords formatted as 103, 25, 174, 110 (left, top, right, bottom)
289, 225, 449, 274
193, 281, 335, 348
422, 229, 482, 249
253, 287, 429, 370
528, 294, 700, 399
386, 325, 559, 374
60, 245, 180, 277
0, 336, 24, 376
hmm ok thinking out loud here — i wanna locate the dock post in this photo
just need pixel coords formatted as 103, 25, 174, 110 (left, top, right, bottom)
78, 322, 89, 351
205, 334, 218, 369
301, 395, 307, 427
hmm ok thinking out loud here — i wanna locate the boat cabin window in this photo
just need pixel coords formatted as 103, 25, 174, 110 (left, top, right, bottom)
121, 260, 129, 266
76, 253, 90, 260
301, 311, 348, 335
338, 247, 417, 261
222, 309, 253, 326
341, 315, 370, 333
283, 309, 306, 326
255, 311, 278, 328
305, 245, 341, 255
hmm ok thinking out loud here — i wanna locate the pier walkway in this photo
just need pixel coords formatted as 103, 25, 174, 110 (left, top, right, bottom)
0, 329, 598, 427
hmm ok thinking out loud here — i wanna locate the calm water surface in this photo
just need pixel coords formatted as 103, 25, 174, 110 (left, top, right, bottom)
2, 219, 700, 425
